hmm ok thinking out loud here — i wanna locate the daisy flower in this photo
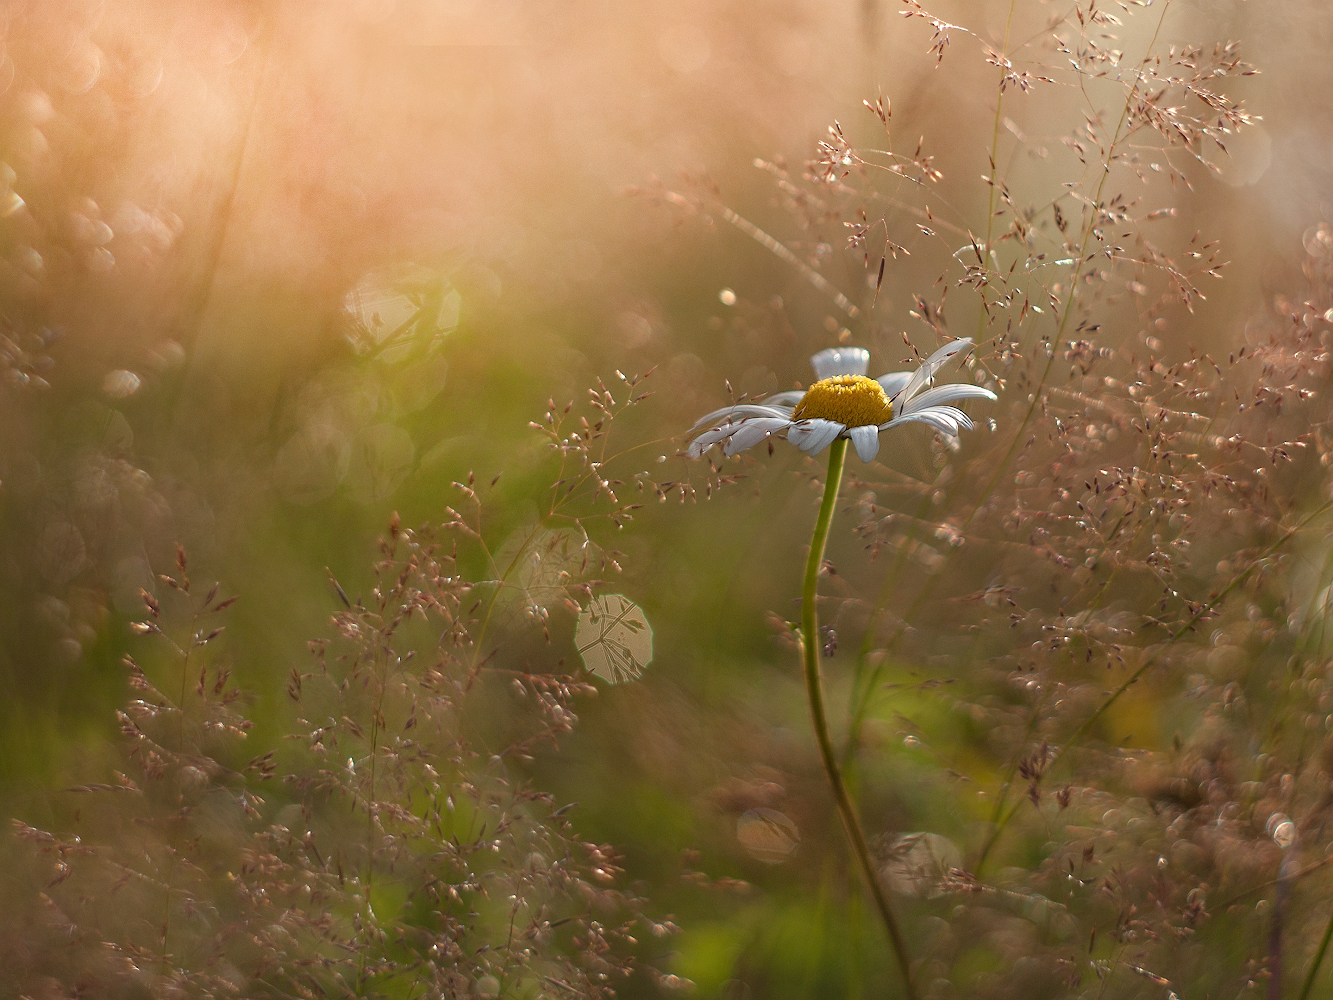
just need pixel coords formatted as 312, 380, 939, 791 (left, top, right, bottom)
681, 338, 993, 994
687, 339, 995, 463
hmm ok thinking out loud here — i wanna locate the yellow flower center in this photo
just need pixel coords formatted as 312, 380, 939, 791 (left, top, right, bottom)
791, 374, 893, 427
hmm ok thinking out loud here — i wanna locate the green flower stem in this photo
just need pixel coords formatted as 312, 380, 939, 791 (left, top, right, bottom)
802, 437, 917, 1000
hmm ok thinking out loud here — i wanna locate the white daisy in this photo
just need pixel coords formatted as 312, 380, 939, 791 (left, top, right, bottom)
687, 339, 995, 463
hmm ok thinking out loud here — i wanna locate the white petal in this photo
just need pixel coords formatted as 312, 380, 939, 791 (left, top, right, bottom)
848, 425, 881, 463
689, 416, 790, 457
939, 406, 974, 431
810, 347, 870, 380
897, 339, 973, 405
690, 403, 794, 433
688, 426, 735, 457
876, 372, 912, 397
788, 418, 844, 454
887, 411, 959, 437
881, 405, 973, 436
902, 383, 996, 411
762, 389, 806, 406
722, 418, 792, 455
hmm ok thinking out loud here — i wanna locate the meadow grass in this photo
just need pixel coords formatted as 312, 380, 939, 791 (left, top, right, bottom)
5, 2, 1333, 998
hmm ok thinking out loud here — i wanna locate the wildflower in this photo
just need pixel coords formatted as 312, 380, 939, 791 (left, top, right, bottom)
683, 338, 997, 1000
687, 340, 995, 462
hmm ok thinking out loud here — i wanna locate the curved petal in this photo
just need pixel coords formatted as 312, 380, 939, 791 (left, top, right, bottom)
689, 416, 791, 458
810, 347, 870, 380
880, 410, 961, 437
689, 402, 795, 433
902, 383, 997, 412
848, 424, 881, 463
897, 339, 973, 406
880, 405, 975, 436
875, 371, 912, 397
939, 406, 974, 432
723, 417, 792, 456
687, 425, 736, 458
761, 389, 807, 406
787, 418, 844, 455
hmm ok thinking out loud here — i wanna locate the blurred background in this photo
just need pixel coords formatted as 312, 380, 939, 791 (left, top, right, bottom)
2, 0, 1333, 996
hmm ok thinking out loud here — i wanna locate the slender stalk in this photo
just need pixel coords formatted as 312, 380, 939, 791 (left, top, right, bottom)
1095, 945, 1126, 1000
1268, 837, 1298, 1000
975, 0, 1019, 342
802, 438, 917, 1000
358, 643, 391, 990
1299, 903, 1333, 1000
162, 612, 199, 965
